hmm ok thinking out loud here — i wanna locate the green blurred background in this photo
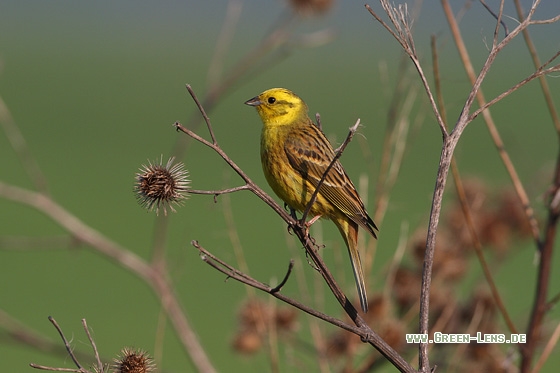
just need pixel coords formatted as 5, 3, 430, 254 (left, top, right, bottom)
1, 1, 560, 372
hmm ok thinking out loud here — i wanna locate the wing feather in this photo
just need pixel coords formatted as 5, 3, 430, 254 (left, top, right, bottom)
284, 123, 377, 237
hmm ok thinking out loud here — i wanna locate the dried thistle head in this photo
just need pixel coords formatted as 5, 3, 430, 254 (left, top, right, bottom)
274, 307, 298, 332
287, 0, 334, 15
393, 266, 421, 311
231, 299, 299, 355
232, 329, 263, 354
237, 299, 298, 332
379, 318, 406, 351
112, 347, 155, 373
134, 156, 189, 216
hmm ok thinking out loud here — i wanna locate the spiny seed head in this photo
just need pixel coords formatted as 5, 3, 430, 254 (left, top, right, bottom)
287, 0, 334, 15
112, 347, 155, 373
134, 156, 189, 216
232, 329, 263, 354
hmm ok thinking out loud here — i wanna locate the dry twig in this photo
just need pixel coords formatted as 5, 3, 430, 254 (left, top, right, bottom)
366, 0, 560, 371
177, 85, 415, 373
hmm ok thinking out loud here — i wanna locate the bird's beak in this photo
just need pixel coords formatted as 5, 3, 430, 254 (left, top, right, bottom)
244, 96, 262, 107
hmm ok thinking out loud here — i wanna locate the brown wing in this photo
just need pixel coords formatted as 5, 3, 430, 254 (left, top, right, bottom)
284, 122, 377, 238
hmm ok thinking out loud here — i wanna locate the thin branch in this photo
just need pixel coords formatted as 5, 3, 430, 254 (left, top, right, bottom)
368, 1, 545, 370
365, 3, 448, 137
179, 86, 415, 373
522, 153, 560, 371
188, 185, 251, 196
30, 318, 106, 372
186, 84, 218, 144
0, 235, 81, 251
192, 241, 415, 373
487, 0, 506, 46
441, 0, 543, 243
367, 54, 416, 275
514, 0, 560, 133
206, 0, 243, 88
315, 113, 322, 130
430, 2, 560, 372
174, 121, 291, 223
48, 317, 84, 370
222, 188, 253, 285
0, 182, 216, 373
0, 309, 46, 347
368, 1, 555, 370
546, 291, 560, 311
515, 9, 560, 357
530, 320, 560, 373
271, 260, 295, 293
174, 87, 294, 224
469, 61, 560, 122
81, 319, 103, 373
530, 14, 560, 25
301, 119, 361, 223
479, 0, 509, 37
0, 95, 48, 193
431, 33, 518, 335
29, 364, 87, 372
417, 142, 455, 372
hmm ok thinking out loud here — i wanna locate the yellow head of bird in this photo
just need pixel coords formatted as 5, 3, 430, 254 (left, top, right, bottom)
245, 88, 308, 127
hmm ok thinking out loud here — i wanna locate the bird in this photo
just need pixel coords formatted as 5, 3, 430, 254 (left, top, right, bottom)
245, 88, 377, 313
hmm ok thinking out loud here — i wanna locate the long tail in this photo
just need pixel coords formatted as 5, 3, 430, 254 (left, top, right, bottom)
335, 218, 368, 313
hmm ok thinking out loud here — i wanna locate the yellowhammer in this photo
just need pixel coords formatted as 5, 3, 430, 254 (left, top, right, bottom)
245, 88, 377, 313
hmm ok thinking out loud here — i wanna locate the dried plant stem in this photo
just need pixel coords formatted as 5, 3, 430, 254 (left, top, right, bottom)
301, 118, 361, 223
81, 319, 103, 373
523, 172, 559, 372
431, 35, 518, 335
283, 232, 330, 373
148, 14, 333, 346
513, 3, 560, 370
178, 86, 415, 373
365, 4, 446, 135
439, 1, 560, 371
0, 310, 72, 358
365, 3, 448, 370
530, 320, 560, 373
206, 0, 243, 88
371, 56, 415, 230
452, 162, 518, 332
418, 142, 454, 370
222, 191, 253, 282
0, 182, 216, 373
442, 0, 543, 242
49, 317, 84, 370
30, 317, 91, 372
29, 365, 87, 372
513, 0, 560, 133
194, 241, 413, 372
0, 96, 48, 193
366, 1, 559, 371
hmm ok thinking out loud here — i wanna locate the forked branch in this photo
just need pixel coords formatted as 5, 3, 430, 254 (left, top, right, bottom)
366, 0, 560, 371
30, 317, 96, 373
178, 85, 415, 373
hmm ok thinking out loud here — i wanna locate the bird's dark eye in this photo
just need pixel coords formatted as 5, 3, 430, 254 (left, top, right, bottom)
267, 97, 276, 104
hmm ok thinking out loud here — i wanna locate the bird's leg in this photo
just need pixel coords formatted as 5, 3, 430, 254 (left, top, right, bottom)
288, 205, 298, 220
286, 204, 298, 235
